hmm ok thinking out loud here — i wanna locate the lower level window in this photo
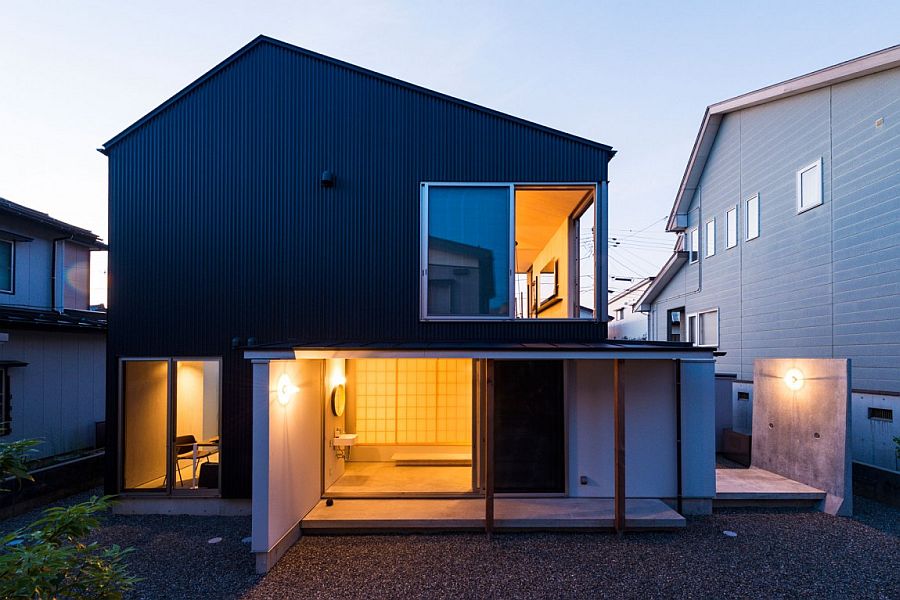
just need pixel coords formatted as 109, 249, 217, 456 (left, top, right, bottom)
687, 309, 719, 347
121, 358, 221, 494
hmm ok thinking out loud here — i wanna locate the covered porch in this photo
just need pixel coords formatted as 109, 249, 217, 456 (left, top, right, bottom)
247, 343, 716, 573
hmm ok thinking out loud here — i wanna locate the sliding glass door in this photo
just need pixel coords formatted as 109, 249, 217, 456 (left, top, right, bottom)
121, 358, 221, 494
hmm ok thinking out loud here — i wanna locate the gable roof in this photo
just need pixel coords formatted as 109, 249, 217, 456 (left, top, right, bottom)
101, 35, 614, 155
666, 44, 900, 231
0, 197, 107, 249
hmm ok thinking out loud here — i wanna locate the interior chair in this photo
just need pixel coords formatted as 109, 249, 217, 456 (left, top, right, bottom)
174, 434, 213, 487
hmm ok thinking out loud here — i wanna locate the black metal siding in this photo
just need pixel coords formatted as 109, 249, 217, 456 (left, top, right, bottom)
106, 41, 613, 498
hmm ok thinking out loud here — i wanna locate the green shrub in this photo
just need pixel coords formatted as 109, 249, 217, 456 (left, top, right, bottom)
0, 440, 137, 599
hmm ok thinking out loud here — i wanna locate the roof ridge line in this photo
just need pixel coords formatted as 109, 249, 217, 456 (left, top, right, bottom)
102, 34, 614, 154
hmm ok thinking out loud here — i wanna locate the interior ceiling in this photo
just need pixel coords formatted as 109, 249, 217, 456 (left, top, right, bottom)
515, 188, 593, 271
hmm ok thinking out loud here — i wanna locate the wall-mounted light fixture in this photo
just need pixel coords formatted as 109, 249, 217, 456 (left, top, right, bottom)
783, 368, 804, 391
276, 373, 300, 406
321, 170, 335, 188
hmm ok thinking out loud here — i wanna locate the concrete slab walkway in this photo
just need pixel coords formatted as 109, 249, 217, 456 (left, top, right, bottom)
715, 467, 826, 507
301, 497, 685, 532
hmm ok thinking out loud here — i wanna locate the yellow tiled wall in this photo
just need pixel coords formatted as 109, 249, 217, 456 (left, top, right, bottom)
352, 358, 473, 445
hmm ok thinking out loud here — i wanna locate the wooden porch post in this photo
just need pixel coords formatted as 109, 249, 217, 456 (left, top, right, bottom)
485, 359, 495, 539
614, 358, 626, 535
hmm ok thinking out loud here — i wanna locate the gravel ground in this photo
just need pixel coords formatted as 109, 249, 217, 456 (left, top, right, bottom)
2, 490, 898, 599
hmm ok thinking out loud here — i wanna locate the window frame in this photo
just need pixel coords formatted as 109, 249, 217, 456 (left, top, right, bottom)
688, 227, 699, 263
419, 182, 601, 322
0, 238, 14, 294
745, 194, 760, 241
686, 308, 719, 347
118, 356, 223, 497
725, 205, 738, 249
796, 158, 823, 214
705, 219, 716, 258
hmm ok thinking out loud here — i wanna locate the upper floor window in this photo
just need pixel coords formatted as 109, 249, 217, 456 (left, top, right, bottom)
725, 206, 737, 249
422, 183, 597, 320
686, 308, 719, 347
688, 228, 699, 263
746, 195, 759, 241
797, 159, 823, 213
615, 307, 625, 320
705, 219, 716, 258
0, 239, 13, 294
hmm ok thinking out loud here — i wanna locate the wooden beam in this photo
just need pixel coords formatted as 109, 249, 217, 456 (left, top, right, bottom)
614, 358, 625, 535
485, 359, 495, 538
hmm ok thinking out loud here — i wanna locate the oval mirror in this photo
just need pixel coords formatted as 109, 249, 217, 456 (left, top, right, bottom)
331, 384, 346, 417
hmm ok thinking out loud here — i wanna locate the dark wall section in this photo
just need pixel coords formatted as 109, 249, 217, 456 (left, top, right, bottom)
106, 40, 612, 498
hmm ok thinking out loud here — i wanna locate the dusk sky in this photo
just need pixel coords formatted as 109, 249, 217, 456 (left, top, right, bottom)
2, 1, 898, 302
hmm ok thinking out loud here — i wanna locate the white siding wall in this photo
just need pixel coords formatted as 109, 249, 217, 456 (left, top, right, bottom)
651, 66, 900, 393
0, 217, 54, 310
0, 330, 105, 457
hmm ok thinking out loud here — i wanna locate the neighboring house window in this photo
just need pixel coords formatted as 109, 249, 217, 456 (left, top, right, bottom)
705, 219, 716, 257
667, 307, 683, 342
688, 228, 699, 263
0, 239, 13, 294
0, 368, 9, 436
746, 195, 759, 241
615, 307, 625, 320
797, 158, 823, 213
726, 206, 737, 249
686, 309, 719, 347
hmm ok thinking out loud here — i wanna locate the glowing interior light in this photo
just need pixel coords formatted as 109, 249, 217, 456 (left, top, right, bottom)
783, 368, 804, 391
331, 373, 346, 389
276, 373, 300, 405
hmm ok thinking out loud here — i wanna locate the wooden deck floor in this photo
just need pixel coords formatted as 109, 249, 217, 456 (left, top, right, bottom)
302, 497, 685, 532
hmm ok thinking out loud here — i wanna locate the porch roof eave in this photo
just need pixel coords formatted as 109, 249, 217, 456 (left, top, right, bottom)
243, 342, 714, 362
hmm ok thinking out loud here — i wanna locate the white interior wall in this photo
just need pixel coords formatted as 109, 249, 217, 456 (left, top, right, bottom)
252, 359, 323, 562
323, 358, 346, 488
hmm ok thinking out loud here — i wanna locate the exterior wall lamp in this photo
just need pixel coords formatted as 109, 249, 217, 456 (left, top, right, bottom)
276, 373, 300, 405
783, 368, 804, 391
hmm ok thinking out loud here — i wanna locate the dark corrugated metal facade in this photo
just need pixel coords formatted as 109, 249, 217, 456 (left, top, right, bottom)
105, 37, 614, 498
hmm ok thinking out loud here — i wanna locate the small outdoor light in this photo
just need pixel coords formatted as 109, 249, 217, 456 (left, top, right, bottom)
320, 170, 335, 188
783, 368, 804, 391
276, 373, 300, 406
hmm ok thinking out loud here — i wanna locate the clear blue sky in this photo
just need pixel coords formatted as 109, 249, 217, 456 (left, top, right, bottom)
2, 1, 898, 299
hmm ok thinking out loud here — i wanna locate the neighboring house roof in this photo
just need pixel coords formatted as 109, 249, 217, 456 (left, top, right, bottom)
0, 197, 107, 249
635, 236, 688, 312
608, 277, 654, 307
666, 44, 900, 232
0, 306, 107, 332
101, 35, 614, 155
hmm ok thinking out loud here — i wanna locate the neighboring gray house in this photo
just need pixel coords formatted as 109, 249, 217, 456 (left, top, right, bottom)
607, 277, 652, 340
637, 45, 900, 472
0, 197, 107, 458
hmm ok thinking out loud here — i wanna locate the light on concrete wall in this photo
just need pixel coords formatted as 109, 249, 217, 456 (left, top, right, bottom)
783, 368, 804, 391
276, 373, 300, 406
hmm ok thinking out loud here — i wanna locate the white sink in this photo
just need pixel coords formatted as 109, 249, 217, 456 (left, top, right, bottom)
333, 433, 358, 447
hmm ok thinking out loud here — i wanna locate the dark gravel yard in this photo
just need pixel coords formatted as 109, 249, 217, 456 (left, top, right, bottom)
2, 490, 898, 599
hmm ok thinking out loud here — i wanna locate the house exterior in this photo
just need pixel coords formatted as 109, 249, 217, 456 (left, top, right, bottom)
638, 45, 900, 472
607, 277, 652, 340
101, 36, 716, 571
0, 197, 107, 458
